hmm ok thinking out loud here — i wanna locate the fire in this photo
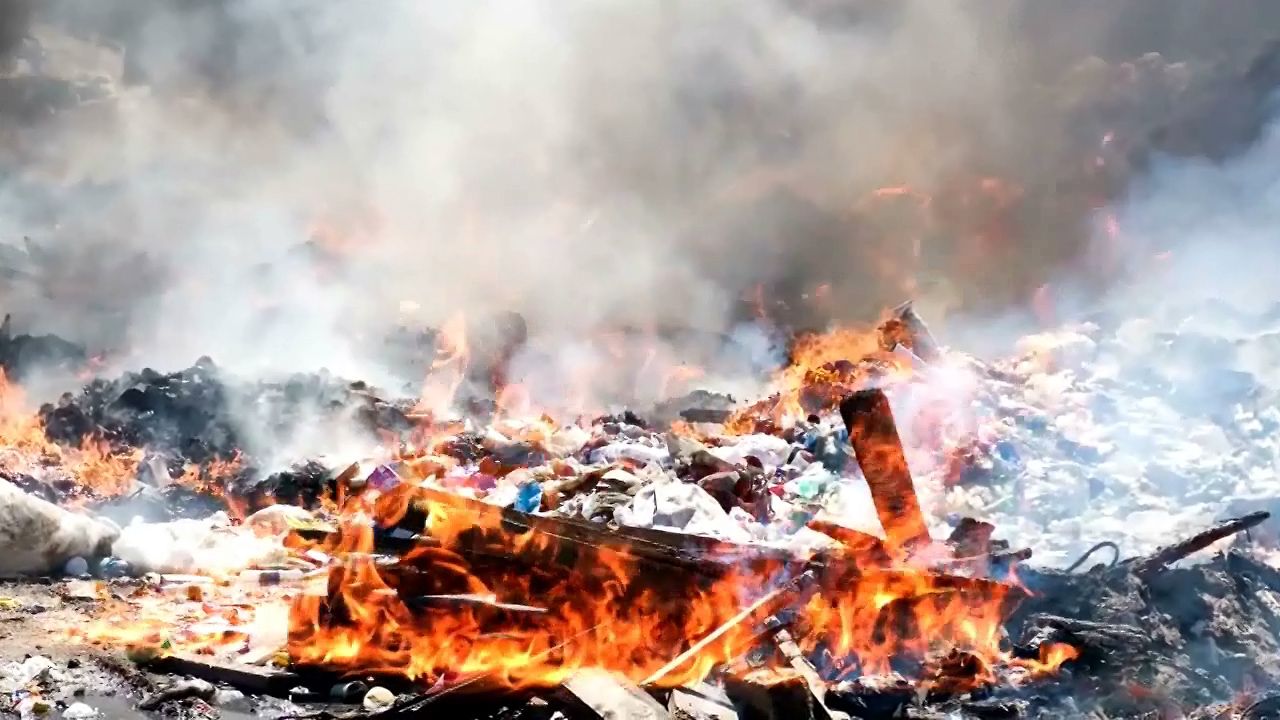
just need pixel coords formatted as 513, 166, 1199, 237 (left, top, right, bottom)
0, 370, 241, 504
286, 486, 1029, 691
74, 579, 296, 660
0, 370, 141, 500
417, 312, 471, 416
725, 324, 909, 433
1018, 642, 1080, 675
173, 454, 249, 518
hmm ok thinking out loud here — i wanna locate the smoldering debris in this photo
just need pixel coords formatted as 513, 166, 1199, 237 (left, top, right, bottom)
39, 358, 413, 468
0, 299, 1273, 718
0, 2, 1278, 719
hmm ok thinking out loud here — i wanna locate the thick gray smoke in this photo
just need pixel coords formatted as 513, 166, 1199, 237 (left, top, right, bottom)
1105, 102, 1280, 315
0, 0, 1276, 387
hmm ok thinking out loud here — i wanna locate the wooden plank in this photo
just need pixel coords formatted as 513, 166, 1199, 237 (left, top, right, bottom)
559, 669, 669, 720
877, 301, 941, 361
140, 653, 299, 695
766, 625, 843, 720
412, 486, 802, 578
839, 389, 931, 550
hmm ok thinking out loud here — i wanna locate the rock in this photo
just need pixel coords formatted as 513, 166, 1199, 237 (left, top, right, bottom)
362, 686, 395, 712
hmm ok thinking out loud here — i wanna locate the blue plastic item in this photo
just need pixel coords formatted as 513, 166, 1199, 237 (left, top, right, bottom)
514, 481, 542, 513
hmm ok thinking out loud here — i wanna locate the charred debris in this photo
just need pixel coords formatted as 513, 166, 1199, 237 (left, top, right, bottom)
0, 306, 1278, 720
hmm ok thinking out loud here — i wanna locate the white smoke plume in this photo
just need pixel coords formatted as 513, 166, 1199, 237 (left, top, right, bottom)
0, 0, 1274, 390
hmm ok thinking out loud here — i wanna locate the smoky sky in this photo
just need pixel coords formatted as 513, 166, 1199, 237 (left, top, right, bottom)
0, 0, 1276, 383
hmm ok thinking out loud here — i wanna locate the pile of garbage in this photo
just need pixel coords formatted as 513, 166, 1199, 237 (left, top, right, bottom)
0, 302, 1278, 718
7, 300, 1280, 582
930, 301, 1280, 566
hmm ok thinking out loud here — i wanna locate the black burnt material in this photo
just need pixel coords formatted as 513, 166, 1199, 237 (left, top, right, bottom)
0, 314, 86, 381
40, 358, 413, 467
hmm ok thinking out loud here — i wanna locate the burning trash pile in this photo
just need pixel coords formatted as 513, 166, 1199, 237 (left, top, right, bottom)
0, 303, 1277, 720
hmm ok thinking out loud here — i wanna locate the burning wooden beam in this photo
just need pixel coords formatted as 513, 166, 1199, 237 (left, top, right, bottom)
839, 389, 931, 550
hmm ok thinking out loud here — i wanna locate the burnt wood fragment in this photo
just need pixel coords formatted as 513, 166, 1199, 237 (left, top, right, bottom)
766, 624, 846, 720
1130, 511, 1270, 579
1016, 614, 1147, 663
723, 673, 848, 720
961, 698, 1028, 718
826, 674, 915, 718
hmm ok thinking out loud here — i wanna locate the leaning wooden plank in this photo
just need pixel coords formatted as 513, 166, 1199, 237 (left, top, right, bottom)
877, 300, 941, 361
767, 624, 846, 720
839, 389, 931, 550
559, 669, 670, 720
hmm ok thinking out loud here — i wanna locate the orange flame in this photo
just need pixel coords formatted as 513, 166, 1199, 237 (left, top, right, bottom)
286, 486, 1036, 691
0, 370, 141, 500
417, 313, 471, 416
724, 324, 909, 433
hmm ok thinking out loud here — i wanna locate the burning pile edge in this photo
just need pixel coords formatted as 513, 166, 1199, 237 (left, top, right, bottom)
0, 302, 1274, 719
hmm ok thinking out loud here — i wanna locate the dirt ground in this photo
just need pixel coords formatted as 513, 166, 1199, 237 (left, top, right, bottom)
0, 580, 279, 719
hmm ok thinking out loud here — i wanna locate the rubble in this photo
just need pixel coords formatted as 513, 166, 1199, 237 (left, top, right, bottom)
0, 300, 1275, 719
40, 359, 413, 468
